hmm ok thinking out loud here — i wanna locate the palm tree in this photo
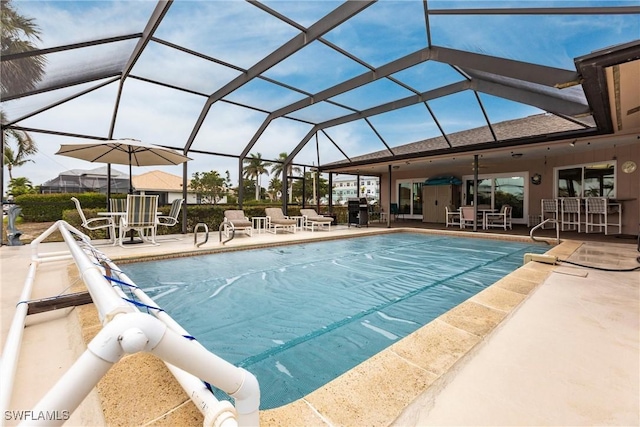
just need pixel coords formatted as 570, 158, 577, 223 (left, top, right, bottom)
3, 144, 34, 181
267, 176, 282, 201
1, 0, 46, 96
270, 152, 301, 203
1, 0, 45, 162
8, 176, 35, 196
243, 153, 271, 201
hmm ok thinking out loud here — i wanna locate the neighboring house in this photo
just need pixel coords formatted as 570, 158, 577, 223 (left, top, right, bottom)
132, 170, 199, 206
39, 166, 129, 194
332, 176, 379, 205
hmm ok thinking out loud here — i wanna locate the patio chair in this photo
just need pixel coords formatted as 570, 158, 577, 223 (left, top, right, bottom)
541, 198, 559, 229
157, 198, 183, 228
459, 206, 476, 229
445, 206, 460, 227
390, 203, 403, 220
300, 208, 333, 232
109, 198, 127, 213
119, 194, 159, 247
485, 205, 513, 230
71, 197, 116, 244
585, 197, 621, 235
264, 208, 297, 234
560, 197, 582, 232
223, 209, 253, 237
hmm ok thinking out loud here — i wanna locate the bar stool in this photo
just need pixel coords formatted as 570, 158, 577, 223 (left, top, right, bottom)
585, 197, 621, 235
541, 198, 559, 229
560, 197, 582, 232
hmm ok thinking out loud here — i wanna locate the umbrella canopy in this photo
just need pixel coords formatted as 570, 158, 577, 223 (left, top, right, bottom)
56, 139, 191, 194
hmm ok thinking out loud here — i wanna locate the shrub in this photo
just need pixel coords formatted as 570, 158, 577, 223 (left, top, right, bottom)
15, 193, 107, 222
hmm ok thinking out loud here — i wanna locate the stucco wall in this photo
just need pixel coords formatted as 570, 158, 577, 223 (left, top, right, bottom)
377, 142, 639, 235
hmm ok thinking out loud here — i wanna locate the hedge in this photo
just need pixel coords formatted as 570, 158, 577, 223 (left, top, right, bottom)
13, 192, 350, 235
15, 193, 109, 222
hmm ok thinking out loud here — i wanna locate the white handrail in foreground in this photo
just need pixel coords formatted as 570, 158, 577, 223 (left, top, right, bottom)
1, 221, 260, 427
0, 220, 76, 422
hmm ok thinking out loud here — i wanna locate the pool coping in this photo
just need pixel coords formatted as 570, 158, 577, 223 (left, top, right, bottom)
71, 228, 578, 426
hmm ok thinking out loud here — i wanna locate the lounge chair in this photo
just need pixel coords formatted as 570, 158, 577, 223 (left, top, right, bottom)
71, 197, 116, 244
300, 209, 333, 232
264, 208, 297, 234
223, 210, 253, 237
119, 194, 159, 247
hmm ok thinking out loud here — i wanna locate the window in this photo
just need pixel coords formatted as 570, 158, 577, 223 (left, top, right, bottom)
462, 172, 527, 222
556, 162, 616, 198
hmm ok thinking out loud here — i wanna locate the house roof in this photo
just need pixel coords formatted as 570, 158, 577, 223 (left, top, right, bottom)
132, 170, 188, 192
62, 166, 128, 178
323, 112, 596, 170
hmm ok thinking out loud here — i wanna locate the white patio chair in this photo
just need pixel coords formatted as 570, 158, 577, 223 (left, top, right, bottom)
560, 197, 582, 232
585, 197, 621, 235
109, 198, 126, 213
459, 206, 476, 229
157, 198, 183, 228
445, 206, 460, 227
71, 197, 115, 244
485, 205, 513, 230
541, 198, 559, 229
119, 195, 159, 247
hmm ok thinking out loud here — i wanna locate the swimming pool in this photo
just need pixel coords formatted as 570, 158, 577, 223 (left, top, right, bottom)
121, 232, 547, 409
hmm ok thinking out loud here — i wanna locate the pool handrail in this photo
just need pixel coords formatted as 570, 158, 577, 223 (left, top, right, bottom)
219, 221, 235, 245
1, 221, 259, 427
530, 218, 560, 245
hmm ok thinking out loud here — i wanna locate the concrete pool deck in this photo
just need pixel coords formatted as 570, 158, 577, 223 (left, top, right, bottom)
1, 225, 638, 426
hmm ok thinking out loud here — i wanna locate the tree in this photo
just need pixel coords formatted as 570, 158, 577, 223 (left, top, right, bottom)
1, 0, 44, 158
3, 143, 34, 180
243, 153, 271, 201
270, 152, 301, 203
189, 170, 227, 205
8, 176, 35, 196
292, 171, 329, 205
1, 0, 46, 95
267, 176, 282, 201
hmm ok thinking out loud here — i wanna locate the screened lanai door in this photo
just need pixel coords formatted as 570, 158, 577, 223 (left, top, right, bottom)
462, 173, 528, 224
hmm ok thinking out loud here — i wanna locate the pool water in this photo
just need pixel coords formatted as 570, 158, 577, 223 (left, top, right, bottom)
121, 233, 547, 409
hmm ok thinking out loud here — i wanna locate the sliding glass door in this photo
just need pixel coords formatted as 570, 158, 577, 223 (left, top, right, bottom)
463, 173, 527, 223
397, 179, 424, 218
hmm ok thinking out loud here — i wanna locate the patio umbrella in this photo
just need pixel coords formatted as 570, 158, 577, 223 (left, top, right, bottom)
56, 138, 191, 194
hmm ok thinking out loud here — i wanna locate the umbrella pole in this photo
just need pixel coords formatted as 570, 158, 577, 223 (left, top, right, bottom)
124, 151, 141, 244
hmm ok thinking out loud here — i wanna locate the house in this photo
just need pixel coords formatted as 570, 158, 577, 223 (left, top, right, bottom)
332, 176, 379, 205
39, 166, 129, 194
132, 170, 199, 206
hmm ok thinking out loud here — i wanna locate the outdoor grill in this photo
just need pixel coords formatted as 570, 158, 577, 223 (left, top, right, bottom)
348, 198, 369, 227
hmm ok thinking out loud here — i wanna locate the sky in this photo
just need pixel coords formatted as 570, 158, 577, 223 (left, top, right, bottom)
3, 0, 639, 192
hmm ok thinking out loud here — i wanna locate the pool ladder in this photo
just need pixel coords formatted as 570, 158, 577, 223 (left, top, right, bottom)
529, 218, 560, 245
194, 223, 209, 247
193, 222, 237, 247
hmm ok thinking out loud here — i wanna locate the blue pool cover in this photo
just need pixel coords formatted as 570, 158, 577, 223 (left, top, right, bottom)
121, 232, 547, 409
